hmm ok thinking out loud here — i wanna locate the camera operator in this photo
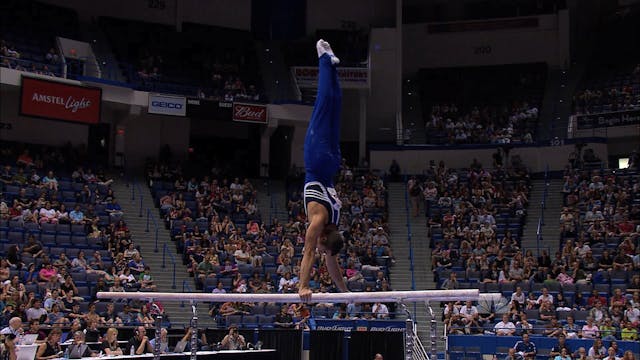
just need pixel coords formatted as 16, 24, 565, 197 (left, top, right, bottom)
220, 325, 245, 350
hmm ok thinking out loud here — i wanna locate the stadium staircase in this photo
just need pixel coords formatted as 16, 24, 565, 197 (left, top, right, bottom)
387, 183, 444, 357
520, 178, 564, 256
111, 178, 214, 327
256, 179, 289, 225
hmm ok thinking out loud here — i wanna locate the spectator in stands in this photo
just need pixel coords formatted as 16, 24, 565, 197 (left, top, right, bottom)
549, 334, 571, 358
581, 317, 600, 339
105, 199, 124, 218
513, 333, 536, 360
372, 302, 389, 319
495, 313, 516, 336
0, 317, 23, 337
101, 328, 123, 356
459, 300, 480, 334
127, 326, 153, 355
35, 329, 62, 360
23, 235, 45, 259
221, 325, 245, 350
587, 338, 606, 359
621, 320, 638, 341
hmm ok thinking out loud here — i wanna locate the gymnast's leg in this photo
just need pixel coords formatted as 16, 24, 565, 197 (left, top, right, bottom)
303, 39, 341, 187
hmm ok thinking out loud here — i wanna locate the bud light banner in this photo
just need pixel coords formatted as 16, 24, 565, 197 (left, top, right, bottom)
314, 319, 405, 332
148, 93, 186, 117
232, 103, 268, 124
576, 109, 640, 130
20, 76, 102, 124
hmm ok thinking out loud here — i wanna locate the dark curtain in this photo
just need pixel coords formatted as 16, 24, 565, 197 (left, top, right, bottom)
348, 332, 405, 360
310, 331, 343, 360
258, 329, 302, 360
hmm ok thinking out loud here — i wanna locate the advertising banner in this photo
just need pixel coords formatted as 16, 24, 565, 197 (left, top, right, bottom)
20, 76, 102, 124
291, 66, 369, 89
148, 93, 186, 117
314, 319, 405, 332
232, 102, 268, 124
186, 99, 232, 121
576, 109, 640, 130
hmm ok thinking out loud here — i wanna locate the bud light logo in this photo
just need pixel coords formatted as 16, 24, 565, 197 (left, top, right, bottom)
232, 103, 268, 124
369, 326, 405, 332
148, 94, 186, 116
316, 325, 354, 331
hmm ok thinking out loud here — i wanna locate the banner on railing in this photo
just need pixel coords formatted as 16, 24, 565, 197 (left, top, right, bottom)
148, 93, 186, 117
314, 319, 405, 332
20, 76, 102, 124
291, 66, 369, 89
575, 109, 640, 129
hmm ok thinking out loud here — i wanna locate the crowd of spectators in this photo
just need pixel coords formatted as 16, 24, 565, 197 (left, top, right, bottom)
0, 145, 168, 352
101, 18, 263, 100
425, 101, 537, 145
147, 160, 395, 325
0, 39, 59, 77
573, 64, 640, 115
445, 159, 639, 359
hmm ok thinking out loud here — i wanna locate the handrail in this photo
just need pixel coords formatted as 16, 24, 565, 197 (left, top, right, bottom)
146, 209, 160, 253
135, 182, 144, 217
535, 164, 550, 256
181, 280, 194, 307
403, 174, 418, 320
162, 243, 177, 290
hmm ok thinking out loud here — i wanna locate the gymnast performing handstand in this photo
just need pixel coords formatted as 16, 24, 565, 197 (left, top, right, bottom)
298, 40, 349, 302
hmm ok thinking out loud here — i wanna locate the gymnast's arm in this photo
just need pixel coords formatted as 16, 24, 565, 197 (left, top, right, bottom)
299, 203, 326, 300
325, 250, 348, 292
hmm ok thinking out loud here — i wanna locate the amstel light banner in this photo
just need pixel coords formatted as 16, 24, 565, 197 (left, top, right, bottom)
20, 76, 102, 124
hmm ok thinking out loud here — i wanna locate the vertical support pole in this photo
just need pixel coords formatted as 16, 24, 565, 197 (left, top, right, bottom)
427, 301, 437, 359
153, 305, 162, 360
190, 304, 198, 360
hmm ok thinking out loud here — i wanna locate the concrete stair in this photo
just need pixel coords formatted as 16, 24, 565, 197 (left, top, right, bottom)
386, 183, 443, 355
521, 179, 564, 255
111, 179, 213, 328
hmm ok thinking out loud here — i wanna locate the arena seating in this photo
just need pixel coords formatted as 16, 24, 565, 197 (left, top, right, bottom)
99, 18, 263, 100
418, 63, 547, 145
0, 143, 166, 329
0, 1, 77, 77
443, 163, 639, 358
147, 160, 396, 326
573, 64, 640, 115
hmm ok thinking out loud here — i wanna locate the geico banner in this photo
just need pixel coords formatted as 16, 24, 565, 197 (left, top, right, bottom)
314, 319, 406, 332
20, 76, 102, 124
291, 66, 369, 89
232, 103, 268, 124
576, 109, 640, 130
148, 93, 186, 116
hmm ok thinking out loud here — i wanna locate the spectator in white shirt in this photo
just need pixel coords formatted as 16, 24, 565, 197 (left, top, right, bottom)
459, 300, 480, 333
511, 286, 526, 307
372, 302, 389, 319
536, 288, 554, 306
494, 313, 516, 336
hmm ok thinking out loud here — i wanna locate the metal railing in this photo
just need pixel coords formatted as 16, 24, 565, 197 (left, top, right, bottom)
162, 242, 177, 290
535, 164, 550, 255
145, 209, 160, 253
403, 175, 418, 318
